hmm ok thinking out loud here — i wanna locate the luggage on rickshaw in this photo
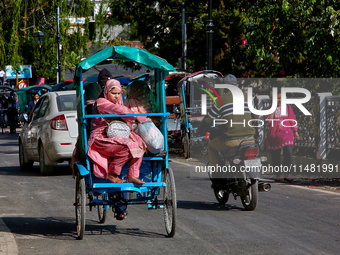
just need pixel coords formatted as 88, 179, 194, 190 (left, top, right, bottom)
72, 46, 177, 239
177, 70, 224, 158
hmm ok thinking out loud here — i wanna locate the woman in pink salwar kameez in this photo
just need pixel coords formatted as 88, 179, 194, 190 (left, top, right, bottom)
265, 93, 299, 182
87, 79, 146, 184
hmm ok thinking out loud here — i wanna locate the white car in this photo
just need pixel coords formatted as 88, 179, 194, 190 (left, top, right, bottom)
19, 90, 78, 175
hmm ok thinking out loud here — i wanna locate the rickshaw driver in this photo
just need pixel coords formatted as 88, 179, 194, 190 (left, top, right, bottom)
196, 74, 256, 184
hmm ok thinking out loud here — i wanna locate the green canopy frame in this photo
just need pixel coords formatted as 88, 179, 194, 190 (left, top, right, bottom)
74, 46, 176, 163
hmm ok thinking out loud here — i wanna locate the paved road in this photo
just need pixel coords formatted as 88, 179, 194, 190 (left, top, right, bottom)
0, 131, 339, 254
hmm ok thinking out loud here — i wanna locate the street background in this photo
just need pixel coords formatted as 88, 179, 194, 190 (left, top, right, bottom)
0, 128, 339, 254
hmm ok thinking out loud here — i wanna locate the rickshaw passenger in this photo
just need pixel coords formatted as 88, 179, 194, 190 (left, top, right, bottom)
124, 80, 158, 114
87, 79, 146, 184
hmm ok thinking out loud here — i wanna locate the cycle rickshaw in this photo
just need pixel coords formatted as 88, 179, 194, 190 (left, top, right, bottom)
177, 70, 224, 158
72, 46, 177, 240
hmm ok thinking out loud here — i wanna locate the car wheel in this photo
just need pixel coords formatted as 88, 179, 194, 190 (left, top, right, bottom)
39, 145, 54, 175
19, 141, 33, 171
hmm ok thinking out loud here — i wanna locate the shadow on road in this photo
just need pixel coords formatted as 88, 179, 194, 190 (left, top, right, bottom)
0, 165, 72, 177
2, 216, 166, 240
177, 200, 244, 211
0, 132, 19, 140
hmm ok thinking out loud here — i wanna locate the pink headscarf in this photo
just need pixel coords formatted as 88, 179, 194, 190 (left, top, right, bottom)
104, 79, 123, 105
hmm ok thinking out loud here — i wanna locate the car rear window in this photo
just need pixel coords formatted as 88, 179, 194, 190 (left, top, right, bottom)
57, 94, 77, 112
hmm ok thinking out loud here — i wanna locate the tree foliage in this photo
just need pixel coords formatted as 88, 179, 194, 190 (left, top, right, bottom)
247, 0, 340, 78
107, 0, 265, 75
1, 0, 339, 87
0, 0, 94, 83
108, 0, 340, 81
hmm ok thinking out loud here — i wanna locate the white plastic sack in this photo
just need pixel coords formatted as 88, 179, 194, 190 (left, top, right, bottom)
136, 120, 164, 154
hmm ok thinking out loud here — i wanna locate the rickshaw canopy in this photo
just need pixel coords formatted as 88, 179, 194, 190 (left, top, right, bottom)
74, 46, 176, 164
0, 85, 15, 92
74, 46, 176, 83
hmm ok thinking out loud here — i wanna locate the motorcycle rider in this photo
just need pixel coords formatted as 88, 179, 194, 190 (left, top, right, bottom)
196, 74, 256, 184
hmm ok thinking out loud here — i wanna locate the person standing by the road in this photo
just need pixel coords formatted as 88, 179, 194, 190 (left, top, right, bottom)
265, 92, 299, 182
0, 92, 8, 109
7, 91, 19, 133
0, 67, 5, 85
0, 92, 9, 127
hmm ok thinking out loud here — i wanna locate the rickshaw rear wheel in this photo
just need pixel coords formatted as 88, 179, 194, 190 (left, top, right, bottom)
163, 167, 177, 237
75, 173, 86, 240
97, 193, 108, 224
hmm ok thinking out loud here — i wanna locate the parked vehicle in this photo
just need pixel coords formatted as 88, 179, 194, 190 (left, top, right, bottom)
0, 85, 15, 95
52, 80, 74, 91
208, 137, 270, 210
17, 85, 52, 114
18, 90, 78, 175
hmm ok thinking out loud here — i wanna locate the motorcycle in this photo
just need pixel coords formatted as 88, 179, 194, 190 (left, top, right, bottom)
208, 138, 271, 211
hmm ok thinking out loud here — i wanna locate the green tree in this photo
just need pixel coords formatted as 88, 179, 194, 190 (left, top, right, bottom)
0, 0, 95, 84
247, 0, 340, 78
108, 0, 340, 81
108, 0, 270, 76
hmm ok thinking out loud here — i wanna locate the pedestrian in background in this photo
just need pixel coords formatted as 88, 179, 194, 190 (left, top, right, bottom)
7, 91, 19, 133
0, 92, 8, 128
1, 92, 8, 109
0, 67, 5, 85
265, 92, 299, 182
26, 92, 39, 114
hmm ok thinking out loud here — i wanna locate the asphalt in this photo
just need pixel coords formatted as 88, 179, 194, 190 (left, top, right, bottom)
0, 128, 339, 254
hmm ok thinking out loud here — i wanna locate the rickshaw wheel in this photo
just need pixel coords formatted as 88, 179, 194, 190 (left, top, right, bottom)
182, 131, 190, 159
97, 193, 108, 224
75, 173, 86, 240
163, 167, 177, 237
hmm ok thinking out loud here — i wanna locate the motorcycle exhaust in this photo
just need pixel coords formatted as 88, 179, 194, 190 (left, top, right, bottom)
258, 182, 271, 192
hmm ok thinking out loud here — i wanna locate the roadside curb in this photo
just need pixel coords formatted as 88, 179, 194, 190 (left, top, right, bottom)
0, 218, 18, 255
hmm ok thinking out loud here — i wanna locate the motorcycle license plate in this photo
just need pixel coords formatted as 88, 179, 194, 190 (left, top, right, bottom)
244, 158, 261, 171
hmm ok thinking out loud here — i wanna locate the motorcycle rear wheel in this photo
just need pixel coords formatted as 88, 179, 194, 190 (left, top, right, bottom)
213, 189, 229, 204
240, 180, 258, 211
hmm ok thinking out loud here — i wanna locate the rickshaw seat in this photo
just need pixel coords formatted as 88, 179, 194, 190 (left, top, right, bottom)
169, 113, 178, 119
81, 156, 164, 178
165, 96, 180, 105
77, 155, 164, 192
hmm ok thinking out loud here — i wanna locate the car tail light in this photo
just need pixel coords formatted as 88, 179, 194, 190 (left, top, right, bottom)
244, 147, 258, 159
50, 115, 68, 130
